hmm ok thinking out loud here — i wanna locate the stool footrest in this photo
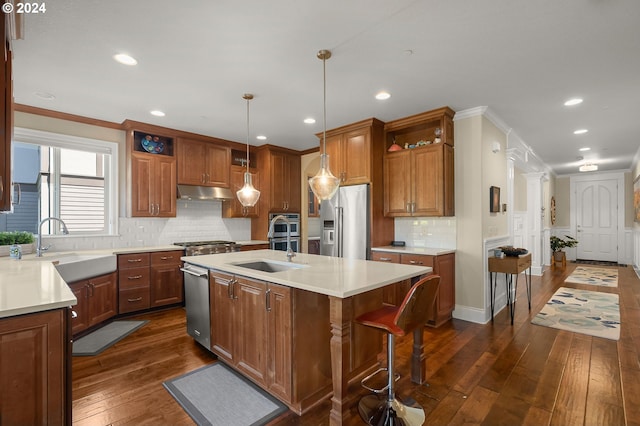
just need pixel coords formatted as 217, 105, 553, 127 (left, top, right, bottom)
361, 367, 400, 394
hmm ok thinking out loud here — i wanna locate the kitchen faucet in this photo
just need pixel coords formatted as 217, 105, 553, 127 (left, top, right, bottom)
267, 214, 295, 262
37, 217, 69, 257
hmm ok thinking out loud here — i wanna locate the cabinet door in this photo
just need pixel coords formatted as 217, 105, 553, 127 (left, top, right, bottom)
131, 153, 154, 216
383, 150, 412, 216
0, 34, 12, 212
223, 165, 260, 218
343, 128, 370, 185
324, 134, 343, 180
0, 309, 67, 425
234, 276, 268, 385
150, 251, 183, 307
267, 283, 292, 401
70, 281, 89, 335
155, 156, 177, 217
210, 271, 235, 364
286, 154, 301, 212
412, 146, 444, 216
204, 144, 231, 187
177, 139, 207, 185
269, 151, 288, 211
88, 272, 118, 327
433, 253, 455, 326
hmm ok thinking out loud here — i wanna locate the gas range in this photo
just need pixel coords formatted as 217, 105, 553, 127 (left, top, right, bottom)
173, 240, 241, 256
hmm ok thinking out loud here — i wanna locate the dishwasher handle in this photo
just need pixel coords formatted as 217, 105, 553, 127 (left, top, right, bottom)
180, 266, 209, 277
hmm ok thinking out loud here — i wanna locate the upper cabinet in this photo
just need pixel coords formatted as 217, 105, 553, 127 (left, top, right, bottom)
176, 138, 231, 188
319, 118, 384, 186
1, 20, 13, 212
383, 107, 455, 217
127, 129, 177, 217
256, 146, 301, 213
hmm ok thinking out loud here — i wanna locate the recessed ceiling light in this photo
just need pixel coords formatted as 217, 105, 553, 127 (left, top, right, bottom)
304, 118, 316, 124
579, 147, 591, 152
113, 53, 137, 66
375, 91, 391, 100
573, 129, 588, 135
564, 98, 583, 106
256, 135, 267, 140
34, 91, 55, 100
150, 110, 165, 117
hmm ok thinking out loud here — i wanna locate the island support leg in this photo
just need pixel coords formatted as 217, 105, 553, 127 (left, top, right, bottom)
328, 296, 352, 426
411, 327, 427, 384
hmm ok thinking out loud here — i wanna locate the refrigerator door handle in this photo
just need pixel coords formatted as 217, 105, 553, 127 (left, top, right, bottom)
335, 206, 343, 258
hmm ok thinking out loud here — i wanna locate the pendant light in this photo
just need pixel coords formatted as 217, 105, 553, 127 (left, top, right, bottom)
309, 49, 340, 201
236, 93, 261, 207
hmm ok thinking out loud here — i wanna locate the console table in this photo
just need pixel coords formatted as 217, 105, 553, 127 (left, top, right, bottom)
488, 253, 532, 324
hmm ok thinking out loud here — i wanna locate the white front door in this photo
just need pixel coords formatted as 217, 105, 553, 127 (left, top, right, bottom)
575, 179, 618, 262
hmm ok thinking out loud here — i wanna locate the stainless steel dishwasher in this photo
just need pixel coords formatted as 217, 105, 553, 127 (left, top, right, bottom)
181, 263, 211, 350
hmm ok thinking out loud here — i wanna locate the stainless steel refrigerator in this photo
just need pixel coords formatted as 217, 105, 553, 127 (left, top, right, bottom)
320, 184, 370, 259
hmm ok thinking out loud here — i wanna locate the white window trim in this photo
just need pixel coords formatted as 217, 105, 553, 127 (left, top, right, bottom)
13, 127, 119, 235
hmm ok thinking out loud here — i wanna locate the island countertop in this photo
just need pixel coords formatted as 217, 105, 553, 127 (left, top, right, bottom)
182, 249, 432, 298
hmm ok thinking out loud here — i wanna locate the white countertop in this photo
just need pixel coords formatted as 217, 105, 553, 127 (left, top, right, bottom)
372, 246, 456, 256
0, 245, 186, 319
182, 249, 431, 298
235, 240, 270, 245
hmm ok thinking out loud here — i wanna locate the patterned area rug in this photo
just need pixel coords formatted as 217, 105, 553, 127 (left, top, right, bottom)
531, 287, 620, 340
564, 266, 618, 287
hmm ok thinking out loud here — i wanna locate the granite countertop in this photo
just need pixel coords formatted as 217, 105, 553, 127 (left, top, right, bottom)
372, 246, 456, 256
182, 249, 431, 298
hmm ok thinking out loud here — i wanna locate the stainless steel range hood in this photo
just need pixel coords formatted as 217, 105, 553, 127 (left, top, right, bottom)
177, 185, 234, 201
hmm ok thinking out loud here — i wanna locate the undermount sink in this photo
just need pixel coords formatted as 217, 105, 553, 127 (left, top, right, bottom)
50, 253, 117, 283
231, 260, 308, 273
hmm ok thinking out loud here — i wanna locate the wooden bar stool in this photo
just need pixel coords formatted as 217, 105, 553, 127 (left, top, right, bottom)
356, 275, 440, 426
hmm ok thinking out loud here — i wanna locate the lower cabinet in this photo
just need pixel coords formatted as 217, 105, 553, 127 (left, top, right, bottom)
0, 308, 70, 424
70, 272, 118, 335
209, 270, 330, 413
372, 251, 455, 327
118, 250, 183, 314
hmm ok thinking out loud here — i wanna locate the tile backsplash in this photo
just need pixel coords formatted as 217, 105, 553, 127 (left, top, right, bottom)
41, 201, 252, 252
393, 217, 456, 249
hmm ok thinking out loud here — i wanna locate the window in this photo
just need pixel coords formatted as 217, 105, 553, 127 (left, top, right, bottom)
3, 128, 118, 236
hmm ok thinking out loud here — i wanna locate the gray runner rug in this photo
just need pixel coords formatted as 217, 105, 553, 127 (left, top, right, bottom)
163, 362, 288, 426
72, 320, 148, 356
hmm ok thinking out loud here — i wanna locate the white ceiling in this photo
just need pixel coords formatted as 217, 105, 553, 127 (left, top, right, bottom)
10, 0, 640, 175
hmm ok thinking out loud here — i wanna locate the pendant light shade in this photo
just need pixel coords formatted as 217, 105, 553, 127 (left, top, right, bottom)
309, 49, 340, 201
236, 94, 261, 207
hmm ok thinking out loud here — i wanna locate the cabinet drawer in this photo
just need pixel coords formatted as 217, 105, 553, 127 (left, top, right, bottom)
371, 252, 400, 263
151, 250, 183, 266
118, 253, 150, 269
119, 288, 150, 314
400, 254, 434, 268
118, 266, 151, 290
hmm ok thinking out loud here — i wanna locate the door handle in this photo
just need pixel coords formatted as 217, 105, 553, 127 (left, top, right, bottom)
127, 297, 143, 303
265, 288, 272, 312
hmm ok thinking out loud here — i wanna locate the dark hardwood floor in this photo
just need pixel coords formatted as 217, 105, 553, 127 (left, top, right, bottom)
72, 263, 640, 425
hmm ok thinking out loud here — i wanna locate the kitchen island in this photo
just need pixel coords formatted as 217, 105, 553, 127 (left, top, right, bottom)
182, 249, 431, 425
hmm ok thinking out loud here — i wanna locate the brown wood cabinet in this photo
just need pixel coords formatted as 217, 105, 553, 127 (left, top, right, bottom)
209, 270, 331, 413
268, 149, 301, 212
150, 251, 183, 307
320, 119, 384, 185
384, 107, 455, 217
1, 22, 13, 212
222, 165, 260, 218
130, 152, 177, 217
70, 272, 118, 335
118, 250, 183, 314
239, 243, 270, 251
0, 308, 70, 424
176, 138, 231, 187
372, 250, 455, 327
384, 143, 454, 217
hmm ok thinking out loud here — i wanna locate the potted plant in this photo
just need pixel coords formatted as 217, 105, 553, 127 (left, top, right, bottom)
550, 235, 578, 264
0, 231, 36, 257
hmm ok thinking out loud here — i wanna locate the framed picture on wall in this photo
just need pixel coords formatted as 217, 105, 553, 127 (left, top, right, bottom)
634, 174, 640, 223
490, 186, 501, 213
